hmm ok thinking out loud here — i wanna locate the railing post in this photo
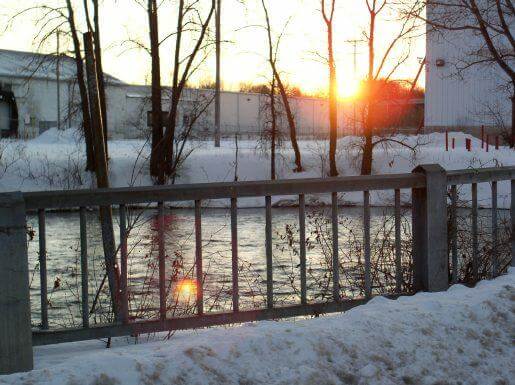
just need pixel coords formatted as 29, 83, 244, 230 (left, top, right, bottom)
412, 165, 449, 292
0, 192, 33, 374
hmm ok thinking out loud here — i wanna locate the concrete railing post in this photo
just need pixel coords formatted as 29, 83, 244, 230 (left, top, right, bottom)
412, 164, 449, 292
0, 192, 33, 374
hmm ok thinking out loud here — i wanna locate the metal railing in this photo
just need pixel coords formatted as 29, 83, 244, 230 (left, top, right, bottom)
0, 164, 514, 374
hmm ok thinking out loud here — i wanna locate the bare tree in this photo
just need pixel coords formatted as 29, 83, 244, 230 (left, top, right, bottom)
147, 0, 164, 184
126, 0, 215, 183
7, 2, 97, 171
8, 3, 119, 316
159, 0, 216, 181
321, 0, 338, 176
415, 0, 514, 147
83, 31, 120, 318
66, 0, 95, 171
269, 78, 278, 180
83, 0, 109, 156
360, 0, 423, 175
261, 0, 303, 172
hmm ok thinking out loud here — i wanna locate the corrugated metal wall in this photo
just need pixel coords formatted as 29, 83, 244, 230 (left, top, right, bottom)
425, 26, 511, 132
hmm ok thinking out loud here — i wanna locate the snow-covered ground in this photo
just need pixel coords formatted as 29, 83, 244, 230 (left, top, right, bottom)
1, 268, 513, 385
0, 128, 513, 208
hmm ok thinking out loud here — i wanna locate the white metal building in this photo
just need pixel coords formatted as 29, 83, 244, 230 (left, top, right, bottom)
1, 49, 362, 140
424, 10, 512, 135
0, 49, 124, 138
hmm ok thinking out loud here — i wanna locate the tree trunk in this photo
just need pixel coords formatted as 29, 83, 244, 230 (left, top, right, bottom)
273, 70, 303, 172
148, 0, 164, 184
361, 96, 374, 175
163, 94, 180, 178
162, 0, 184, 180
361, 130, 373, 175
511, 86, 514, 148
260, 0, 302, 173
327, 23, 338, 177
270, 80, 276, 180
65, 0, 95, 172
92, 0, 108, 157
361, 10, 376, 176
83, 32, 119, 319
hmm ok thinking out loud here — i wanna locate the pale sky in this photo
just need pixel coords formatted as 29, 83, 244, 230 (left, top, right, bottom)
0, 0, 425, 97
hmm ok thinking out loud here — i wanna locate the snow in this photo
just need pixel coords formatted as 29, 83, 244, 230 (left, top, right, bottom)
1, 268, 514, 385
0, 129, 513, 208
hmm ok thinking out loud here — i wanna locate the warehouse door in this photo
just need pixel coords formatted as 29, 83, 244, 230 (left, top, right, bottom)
0, 99, 10, 134
0, 89, 18, 138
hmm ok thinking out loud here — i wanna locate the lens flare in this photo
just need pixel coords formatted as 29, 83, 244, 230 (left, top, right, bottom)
175, 279, 198, 300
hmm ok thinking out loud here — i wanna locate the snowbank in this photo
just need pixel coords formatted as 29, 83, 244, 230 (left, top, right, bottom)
0, 129, 513, 208
1, 269, 514, 385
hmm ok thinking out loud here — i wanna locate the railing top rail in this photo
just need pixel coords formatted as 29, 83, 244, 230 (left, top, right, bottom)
446, 166, 515, 185
19, 172, 426, 210
8, 166, 514, 210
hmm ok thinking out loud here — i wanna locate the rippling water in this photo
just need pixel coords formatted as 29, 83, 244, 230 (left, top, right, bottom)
27, 206, 507, 329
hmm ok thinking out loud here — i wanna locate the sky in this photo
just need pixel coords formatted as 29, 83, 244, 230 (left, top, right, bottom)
0, 0, 425, 98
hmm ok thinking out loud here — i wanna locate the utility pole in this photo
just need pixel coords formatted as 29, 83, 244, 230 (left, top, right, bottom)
56, 30, 61, 131
345, 39, 363, 135
214, 0, 221, 147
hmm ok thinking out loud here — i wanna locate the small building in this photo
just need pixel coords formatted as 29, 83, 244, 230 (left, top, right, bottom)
424, 11, 512, 136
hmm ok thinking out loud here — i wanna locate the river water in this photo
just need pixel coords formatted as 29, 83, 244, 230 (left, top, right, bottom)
26, 206, 508, 329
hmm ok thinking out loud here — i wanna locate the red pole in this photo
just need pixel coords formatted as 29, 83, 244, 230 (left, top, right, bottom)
452, 137, 455, 149
495, 136, 499, 150
481, 125, 484, 149
445, 130, 449, 151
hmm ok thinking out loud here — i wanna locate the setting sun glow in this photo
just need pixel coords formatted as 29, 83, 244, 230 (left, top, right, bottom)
339, 78, 362, 99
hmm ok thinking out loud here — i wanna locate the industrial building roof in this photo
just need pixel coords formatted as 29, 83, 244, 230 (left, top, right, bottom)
0, 49, 123, 84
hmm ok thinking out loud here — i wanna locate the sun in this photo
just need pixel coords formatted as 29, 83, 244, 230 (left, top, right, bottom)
338, 78, 362, 99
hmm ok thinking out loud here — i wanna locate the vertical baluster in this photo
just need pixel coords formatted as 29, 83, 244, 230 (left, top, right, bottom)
471, 183, 478, 281
491, 181, 498, 277
298, 194, 307, 305
79, 207, 89, 328
119, 204, 129, 324
158, 202, 166, 320
363, 191, 371, 298
511, 180, 514, 268
195, 200, 204, 315
231, 197, 239, 312
265, 196, 273, 309
38, 209, 48, 330
450, 185, 458, 283
394, 189, 402, 293
331, 192, 339, 301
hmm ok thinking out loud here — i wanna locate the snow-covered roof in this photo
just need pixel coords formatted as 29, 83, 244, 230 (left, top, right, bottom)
0, 49, 123, 84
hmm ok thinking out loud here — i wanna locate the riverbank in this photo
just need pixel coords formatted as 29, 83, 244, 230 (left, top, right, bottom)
1, 129, 513, 208
2, 268, 513, 385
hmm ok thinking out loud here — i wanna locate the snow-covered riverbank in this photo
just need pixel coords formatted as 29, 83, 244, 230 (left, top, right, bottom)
1, 128, 513, 208
1, 268, 513, 385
